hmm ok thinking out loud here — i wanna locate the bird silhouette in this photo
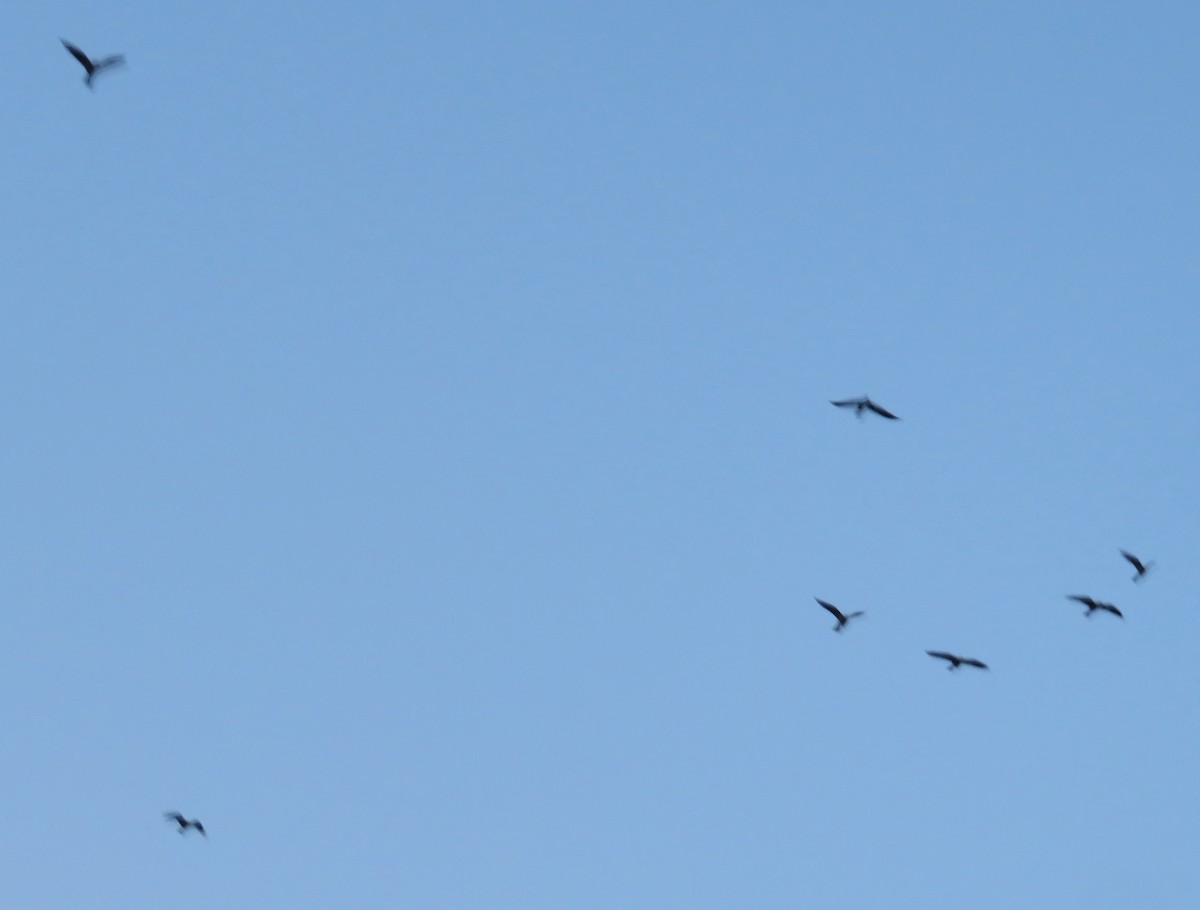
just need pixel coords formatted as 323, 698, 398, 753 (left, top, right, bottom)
1066, 595, 1123, 620
164, 812, 206, 837
830, 397, 899, 420
815, 598, 864, 632
1120, 550, 1154, 583
61, 39, 125, 88
926, 650, 988, 670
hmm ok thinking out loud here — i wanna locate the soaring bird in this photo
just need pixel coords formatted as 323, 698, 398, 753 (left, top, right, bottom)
1066, 595, 1123, 620
815, 598, 864, 632
926, 650, 988, 670
830, 397, 899, 420
1120, 550, 1154, 583
164, 812, 207, 837
61, 39, 125, 88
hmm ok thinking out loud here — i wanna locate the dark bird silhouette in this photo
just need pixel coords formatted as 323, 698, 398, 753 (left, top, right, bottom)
926, 650, 988, 670
1120, 550, 1154, 582
1066, 595, 1123, 620
164, 812, 206, 837
815, 598, 864, 632
830, 397, 899, 420
61, 39, 125, 88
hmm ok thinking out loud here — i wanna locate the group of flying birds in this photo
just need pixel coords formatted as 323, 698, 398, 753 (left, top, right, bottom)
826, 396, 1155, 671
59, 31, 1156, 817
65, 36, 205, 843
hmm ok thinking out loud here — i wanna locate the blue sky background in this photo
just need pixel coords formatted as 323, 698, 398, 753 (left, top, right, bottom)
3, 2, 1198, 907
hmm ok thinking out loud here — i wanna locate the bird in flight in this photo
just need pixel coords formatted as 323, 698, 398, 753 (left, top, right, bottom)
61, 39, 125, 88
815, 598, 864, 632
830, 397, 899, 420
163, 812, 207, 837
1120, 550, 1154, 583
926, 650, 988, 670
1066, 595, 1123, 620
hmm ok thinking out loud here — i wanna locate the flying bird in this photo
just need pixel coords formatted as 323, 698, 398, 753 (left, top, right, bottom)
61, 39, 125, 88
926, 650, 988, 670
1066, 595, 1123, 620
815, 598, 864, 632
164, 812, 206, 837
830, 397, 899, 420
1120, 550, 1154, 582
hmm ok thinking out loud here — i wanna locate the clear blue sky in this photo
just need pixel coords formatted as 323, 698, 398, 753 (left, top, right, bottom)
4, 3, 1198, 907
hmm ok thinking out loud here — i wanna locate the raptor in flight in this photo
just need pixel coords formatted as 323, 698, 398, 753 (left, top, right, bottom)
830, 397, 899, 420
926, 650, 988, 670
61, 39, 125, 88
164, 812, 207, 837
1120, 550, 1154, 583
816, 598, 864, 632
1066, 595, 1123, 620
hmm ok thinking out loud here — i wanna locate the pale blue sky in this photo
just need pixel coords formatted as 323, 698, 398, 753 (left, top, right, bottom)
3, 3, 1198, 907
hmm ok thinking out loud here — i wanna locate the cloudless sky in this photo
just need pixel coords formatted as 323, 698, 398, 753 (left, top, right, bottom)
3, 3, 1199, 907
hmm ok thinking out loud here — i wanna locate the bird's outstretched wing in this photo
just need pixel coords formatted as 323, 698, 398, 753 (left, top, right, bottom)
61, 39, 94, 73
926, 650, 956, 663
830, 398, 866, 409
1120, 550, 1146, 573
1098, 603, 1124, 619
866, 400, 899, 419
163, 811, 207, 836
843, 611, 865, 621
961, 658, 989, 669
815, 598, 846, 623
94, 54, 125, 71
1067, 595, 1098, 608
